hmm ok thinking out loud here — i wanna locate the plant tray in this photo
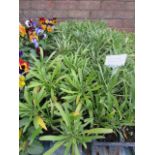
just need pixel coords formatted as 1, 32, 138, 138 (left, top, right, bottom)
91, 141, 135, 155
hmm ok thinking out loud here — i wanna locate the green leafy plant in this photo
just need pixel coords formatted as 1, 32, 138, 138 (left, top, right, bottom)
19, 87, 48, 132
26, 48, 65, 95
40, 102, 113, 155
19, 21, 135, 154
19, 127, 44, 155
92, 63, 134, 138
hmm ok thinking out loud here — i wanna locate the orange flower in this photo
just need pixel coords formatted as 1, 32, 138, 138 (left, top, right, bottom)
41, 24, 47, 31
47, 26, 52, 32
19, 24, 26, 37
28, 31, 38, 42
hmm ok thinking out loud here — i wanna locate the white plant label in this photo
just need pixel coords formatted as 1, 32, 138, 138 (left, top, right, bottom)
105, 54, 127, 68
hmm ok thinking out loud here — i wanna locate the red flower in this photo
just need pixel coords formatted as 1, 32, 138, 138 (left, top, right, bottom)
39, 17, 45, 25
19, 58, 24, 65
19, 58, 30, 73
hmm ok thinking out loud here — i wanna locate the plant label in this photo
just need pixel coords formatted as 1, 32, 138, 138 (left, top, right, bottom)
105, 54, 127, 68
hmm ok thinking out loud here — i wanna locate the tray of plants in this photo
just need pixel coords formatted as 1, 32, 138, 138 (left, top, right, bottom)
19, 19, 135, 155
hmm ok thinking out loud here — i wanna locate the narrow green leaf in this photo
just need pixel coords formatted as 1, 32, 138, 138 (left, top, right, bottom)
40, 47, 44, 61
55, 102, 70, 126
74, 143, 80, 155
64, 141, 72, 155
84, 128, 113, 135
40, 135, 66, 141
62, 95, 77, 103
60, 88, 77, 94
82, 136, 103, 142
27, 81, 42, 89
43, 141, 64, 155
30, 128, 42, 145
46, 51, 56, 63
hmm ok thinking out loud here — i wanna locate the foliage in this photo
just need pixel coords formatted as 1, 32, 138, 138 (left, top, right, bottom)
19, 20, 135, 154
39, 102, 112, 155
19, 127, 44, 155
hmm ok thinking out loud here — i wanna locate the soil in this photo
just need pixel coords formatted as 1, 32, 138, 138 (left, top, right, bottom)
96, 126, 135, 142
103, 133, 120, 142
122, 126, 135, 142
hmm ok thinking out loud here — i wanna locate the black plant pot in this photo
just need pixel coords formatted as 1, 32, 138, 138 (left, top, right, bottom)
91, 141, 135, 155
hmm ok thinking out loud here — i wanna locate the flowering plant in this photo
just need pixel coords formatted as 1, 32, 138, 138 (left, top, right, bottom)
19, 17, 57, 90
19, 52, 29, 90
19, 17, 57, 58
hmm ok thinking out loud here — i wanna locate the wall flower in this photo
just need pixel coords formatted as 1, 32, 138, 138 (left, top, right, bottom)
47, 25, 52, 32
35, 27, 44, 35
52, 17, 57, 24
40, 33, 47, 40
19, 24, 26, 37
28, 31, 38, 42
25, 19, 36, 28
39, 17, 45, 25
45, 19, 49, 24
32, 21, 37, 28
40, 24, 47, 31
19, 51, 23, 57
19, 58, 29, 74
32, 38, 39, 48
19, 75, 26, 89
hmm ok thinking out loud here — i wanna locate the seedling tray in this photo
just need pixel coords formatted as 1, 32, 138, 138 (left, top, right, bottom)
91, 141, 135, 155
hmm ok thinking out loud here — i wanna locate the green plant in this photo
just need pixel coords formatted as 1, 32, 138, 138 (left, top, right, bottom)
19, 87, 48, 132
40, 102, 113, 155
92, 63, 134, 138
49, 21, 134, 59
19, 21, 135, 154
26, 48, 64, 95
19, 127, 44, 155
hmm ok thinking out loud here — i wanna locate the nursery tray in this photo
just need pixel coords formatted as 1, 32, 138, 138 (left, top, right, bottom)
91, 141, 135, 155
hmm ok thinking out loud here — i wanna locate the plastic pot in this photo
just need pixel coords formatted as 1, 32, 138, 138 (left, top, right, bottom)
91, 141, 135, 155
